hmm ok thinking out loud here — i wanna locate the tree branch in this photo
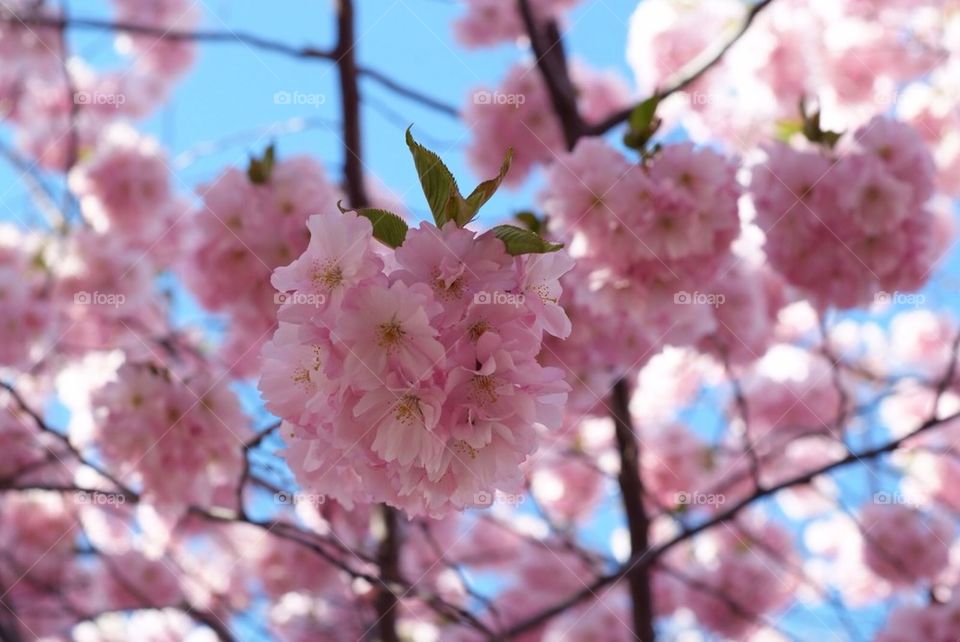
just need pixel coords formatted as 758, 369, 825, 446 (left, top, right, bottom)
585, 0, 777, 136
516, 0, 582, 150
0, 11, 460, 120
611, 378, 656, 641
501, 406, 960, 637
335, 0, 369, 208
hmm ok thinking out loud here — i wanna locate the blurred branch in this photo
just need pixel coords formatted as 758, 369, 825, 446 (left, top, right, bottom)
610, 378, 656, 642
335, 0, 369, 208
0, 140, 65, 230
516, 0, 582, 149
503, 405, 960, 637
0, 12, 460, 120
585, 0, 777, 136
332, 3, 399, 640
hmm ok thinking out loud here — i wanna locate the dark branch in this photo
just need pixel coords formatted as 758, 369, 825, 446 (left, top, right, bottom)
516, 0, 582, 149
611, 379, 656, 641
585, 0, 777, 136
0, 12, 460, 120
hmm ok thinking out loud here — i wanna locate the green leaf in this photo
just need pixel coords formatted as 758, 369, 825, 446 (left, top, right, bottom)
514, 211, 543, 235
405, 128, 513, 227
628, 95, 660, 132
247, 144, 276, 185
337, 201, 408, 248
799, 103, 843, 149
489, 224, 563, 256
623, 95, 662, 151
406, 127, 462, 227
774, 119, 803, 143
461, 148, 513, 226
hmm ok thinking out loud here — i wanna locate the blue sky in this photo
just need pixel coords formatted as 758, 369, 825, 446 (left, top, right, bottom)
42, 0, 640, 229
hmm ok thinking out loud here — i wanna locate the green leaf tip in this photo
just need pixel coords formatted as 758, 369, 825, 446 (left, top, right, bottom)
489, 224, 564, 256
338, 200, 408, 249
405, 127, 513, 228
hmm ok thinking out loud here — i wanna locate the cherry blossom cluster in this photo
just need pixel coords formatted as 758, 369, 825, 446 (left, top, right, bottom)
454, 0, 580, 48
86, 360, 249, 511
0, 0, 198, 170
69, 125, 185, 255
0, 493, 78, 638
539, 137, 749, 376
0, 225, 52, 368
876, 594, 960, 642
751, 117, 948, 309
859, 503, 951, 586
626, 0, 958, 182
260, 208, 572, 517
464, 61, 629, 185
179, 155, 344, 375
675, 519, 798, 638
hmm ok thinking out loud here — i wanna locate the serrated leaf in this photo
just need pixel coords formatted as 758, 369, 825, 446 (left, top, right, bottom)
338, 201, 408, 248
406, 127, 462, 227
489, 224, 563, 256
248, 144, 276, 185
461, 148, 513, 226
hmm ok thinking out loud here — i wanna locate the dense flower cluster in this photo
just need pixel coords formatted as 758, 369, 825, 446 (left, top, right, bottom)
751, 117, 946, 308
260, 212, 572, 517
626, 0, 956, 165
540, 137, 745, 373
876, 595, 960, 642
1, 0, 960, 639
87, 360, 249, 510
860, 503, 951, 586
0, 493, 78, 637
180, 156, 344, 375
454, 0, 580, 48
679, 519, 798, 638
464, 61, 629, 185
0, 226, 52, 368
0, 0, 197, 170
69, 126, 175, 246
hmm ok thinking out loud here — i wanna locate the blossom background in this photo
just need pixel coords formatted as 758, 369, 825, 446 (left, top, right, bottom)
3, 0, 960, 640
